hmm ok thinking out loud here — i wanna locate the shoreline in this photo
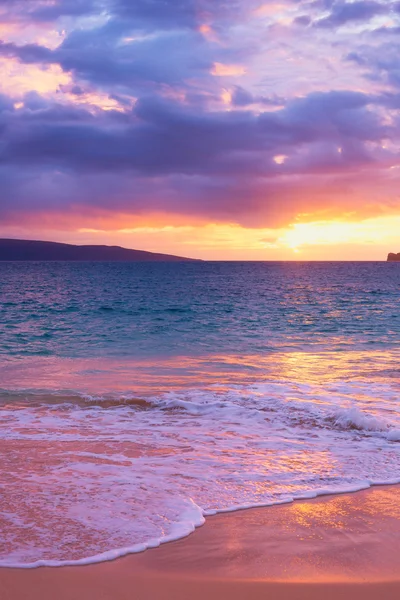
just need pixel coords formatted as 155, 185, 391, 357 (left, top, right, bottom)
1, 481, 400, 570
1, 485, 400, 599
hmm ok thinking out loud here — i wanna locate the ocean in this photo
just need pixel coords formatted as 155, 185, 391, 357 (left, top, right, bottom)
0, 261, 399, 567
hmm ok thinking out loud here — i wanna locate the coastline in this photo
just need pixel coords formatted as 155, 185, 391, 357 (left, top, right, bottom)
1, 485, 399, 600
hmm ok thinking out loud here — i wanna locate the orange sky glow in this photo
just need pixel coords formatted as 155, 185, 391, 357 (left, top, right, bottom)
0, 0, 400, 259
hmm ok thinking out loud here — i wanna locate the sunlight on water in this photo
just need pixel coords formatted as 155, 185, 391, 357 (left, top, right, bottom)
0, 262, 399, 566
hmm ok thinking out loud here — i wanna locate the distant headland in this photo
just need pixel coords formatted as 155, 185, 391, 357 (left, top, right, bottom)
387, 253, 400, 262
0, 239, 198, 262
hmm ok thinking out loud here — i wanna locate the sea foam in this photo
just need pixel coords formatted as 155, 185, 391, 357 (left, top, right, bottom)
1, 376, 399, 568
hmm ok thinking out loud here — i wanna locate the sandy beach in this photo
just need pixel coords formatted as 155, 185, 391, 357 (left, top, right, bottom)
1, 485, 399, 600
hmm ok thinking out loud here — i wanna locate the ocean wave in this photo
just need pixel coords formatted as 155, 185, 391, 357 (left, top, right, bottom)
330, 406, 390, 432
1, 381, 400, 441
1, 377, 399, 567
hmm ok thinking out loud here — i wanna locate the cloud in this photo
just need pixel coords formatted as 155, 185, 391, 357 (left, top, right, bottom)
0, 86, 398, 230
0, 0, 259, 29
231, 86, 285, 107
293, 1, 400, 30
314, 1, 387, 28
0, 0, 101, 22
0, 41, 53, 63
0, 25, 248, 98
1, 90, 388, 172
347, 41, 400, 87
0, 0, 400, 239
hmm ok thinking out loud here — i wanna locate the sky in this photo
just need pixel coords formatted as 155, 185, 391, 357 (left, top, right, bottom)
0, 0, 400, 260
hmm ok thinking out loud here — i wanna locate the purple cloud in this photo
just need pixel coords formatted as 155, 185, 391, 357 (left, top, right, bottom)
0, 0, 400, 234
314, 1, 387, 28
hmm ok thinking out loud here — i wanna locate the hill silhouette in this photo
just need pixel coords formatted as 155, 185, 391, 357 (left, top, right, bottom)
0, 239, 198, 262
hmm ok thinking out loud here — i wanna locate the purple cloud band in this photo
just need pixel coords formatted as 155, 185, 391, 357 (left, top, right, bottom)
0, 0, 399, 230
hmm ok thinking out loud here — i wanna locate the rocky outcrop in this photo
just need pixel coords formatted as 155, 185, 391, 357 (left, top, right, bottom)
387, 253, 400, 262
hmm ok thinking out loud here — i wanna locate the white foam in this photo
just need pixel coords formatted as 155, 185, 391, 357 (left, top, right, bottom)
387, 429, 400, 441
330, 406, 392, 434
2, 499, 206, 569
4, 481, 400, 569
1, 376, 399, 567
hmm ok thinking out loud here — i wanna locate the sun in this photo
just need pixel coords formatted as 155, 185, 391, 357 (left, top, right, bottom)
277, 218, 395, 252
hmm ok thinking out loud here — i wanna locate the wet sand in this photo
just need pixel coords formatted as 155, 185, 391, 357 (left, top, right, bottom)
1, 485, 400, 600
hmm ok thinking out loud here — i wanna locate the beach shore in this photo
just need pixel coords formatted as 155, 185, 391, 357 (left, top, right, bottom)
1, 485, 399, 600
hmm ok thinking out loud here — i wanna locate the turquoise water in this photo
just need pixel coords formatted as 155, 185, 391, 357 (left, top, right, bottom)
1, 262, 399, 358
0, 261, 399, 567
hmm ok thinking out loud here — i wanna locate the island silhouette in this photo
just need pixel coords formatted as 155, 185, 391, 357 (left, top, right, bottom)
0, 239, 197, 261
387, 253, 400, 262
